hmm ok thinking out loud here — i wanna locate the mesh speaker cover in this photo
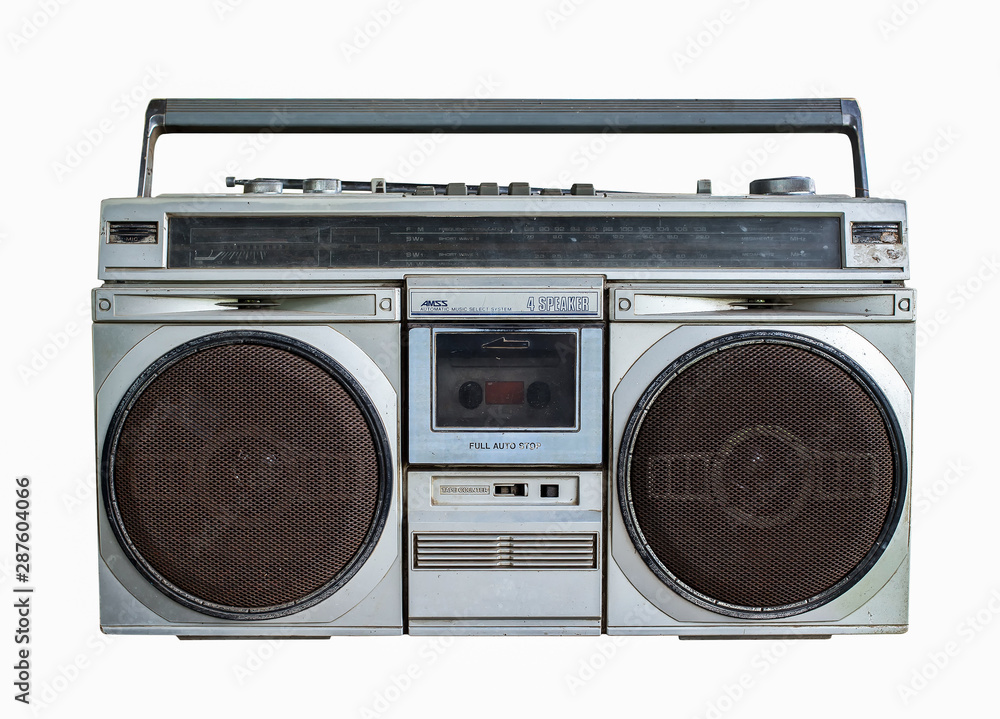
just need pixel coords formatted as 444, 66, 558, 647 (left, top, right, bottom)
102, 331, 392, 620
618, 331, 905, 619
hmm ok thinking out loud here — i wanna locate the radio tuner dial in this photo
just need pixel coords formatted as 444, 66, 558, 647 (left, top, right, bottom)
749, 176, 816, 196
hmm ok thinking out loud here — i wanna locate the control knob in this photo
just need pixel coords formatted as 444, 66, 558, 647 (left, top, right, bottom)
749, 176, 816, 196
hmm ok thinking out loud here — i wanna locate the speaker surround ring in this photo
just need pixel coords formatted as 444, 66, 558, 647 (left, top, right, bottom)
101, 330, 393, 621
617, 330, 907, 620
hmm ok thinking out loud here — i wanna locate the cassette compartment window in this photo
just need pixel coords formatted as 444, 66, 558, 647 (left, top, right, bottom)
433, 330, 579, 430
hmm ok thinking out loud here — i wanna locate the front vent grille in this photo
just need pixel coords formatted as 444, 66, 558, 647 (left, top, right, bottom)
413, 533, 598, 570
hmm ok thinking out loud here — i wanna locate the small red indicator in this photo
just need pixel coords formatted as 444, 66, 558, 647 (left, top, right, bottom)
485, 381, 525, 405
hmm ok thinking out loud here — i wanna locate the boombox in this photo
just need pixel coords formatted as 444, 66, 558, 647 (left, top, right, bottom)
94, 99, 913, 638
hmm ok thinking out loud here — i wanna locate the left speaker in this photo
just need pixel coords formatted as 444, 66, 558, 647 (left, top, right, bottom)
94, 288, 402, 636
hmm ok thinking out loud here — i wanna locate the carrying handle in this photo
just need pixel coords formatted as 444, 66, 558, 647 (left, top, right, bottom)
138, 98, 869, 198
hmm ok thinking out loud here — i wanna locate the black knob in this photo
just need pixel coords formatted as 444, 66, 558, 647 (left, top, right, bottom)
458, 381, 483, 409
527, 382, 551, 409
749, 176, 816, 195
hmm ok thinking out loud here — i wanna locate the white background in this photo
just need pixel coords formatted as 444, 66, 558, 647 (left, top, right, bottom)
1, 0, 996, 717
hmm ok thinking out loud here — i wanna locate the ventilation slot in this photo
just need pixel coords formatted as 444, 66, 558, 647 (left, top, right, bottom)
215, 298, 282, 310
728, 298, 793, 310
413, 533, 598, 569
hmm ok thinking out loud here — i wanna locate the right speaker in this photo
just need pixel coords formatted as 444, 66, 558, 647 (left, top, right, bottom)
608, 292, 913, 637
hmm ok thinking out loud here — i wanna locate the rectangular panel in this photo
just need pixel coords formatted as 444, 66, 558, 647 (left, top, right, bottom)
408, 327, 603, 465
167, 215, 843, 269
407, 469, 603, 631
413, 533, 598, 570
430, 474, 580, 506
486, 381, 525, 405
434, 330, 578, 430
92, 287, 399, 322
409, 289, 603, 319
611, 286, 914, 323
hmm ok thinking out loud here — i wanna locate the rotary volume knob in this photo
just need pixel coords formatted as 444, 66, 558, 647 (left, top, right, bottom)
749, 176, 816, 196
303, 178, 342, 194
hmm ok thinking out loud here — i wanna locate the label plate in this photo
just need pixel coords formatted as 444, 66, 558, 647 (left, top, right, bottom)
410, 290, 602, 318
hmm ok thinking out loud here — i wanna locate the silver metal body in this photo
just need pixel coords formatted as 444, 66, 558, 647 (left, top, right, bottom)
95, 96, 912, 637
98, 193, 907, 283
95, 188, 912, 637
407, 470, 603, 635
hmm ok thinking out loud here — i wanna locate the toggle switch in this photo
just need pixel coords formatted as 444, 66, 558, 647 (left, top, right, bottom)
494, 483, 528, 497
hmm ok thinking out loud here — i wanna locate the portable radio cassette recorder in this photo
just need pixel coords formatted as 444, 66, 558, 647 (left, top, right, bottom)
94, 99, 913, 638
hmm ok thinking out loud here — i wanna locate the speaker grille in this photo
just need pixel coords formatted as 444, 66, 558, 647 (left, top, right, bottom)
103, 332, 391, 620
619, 332, 903, 618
